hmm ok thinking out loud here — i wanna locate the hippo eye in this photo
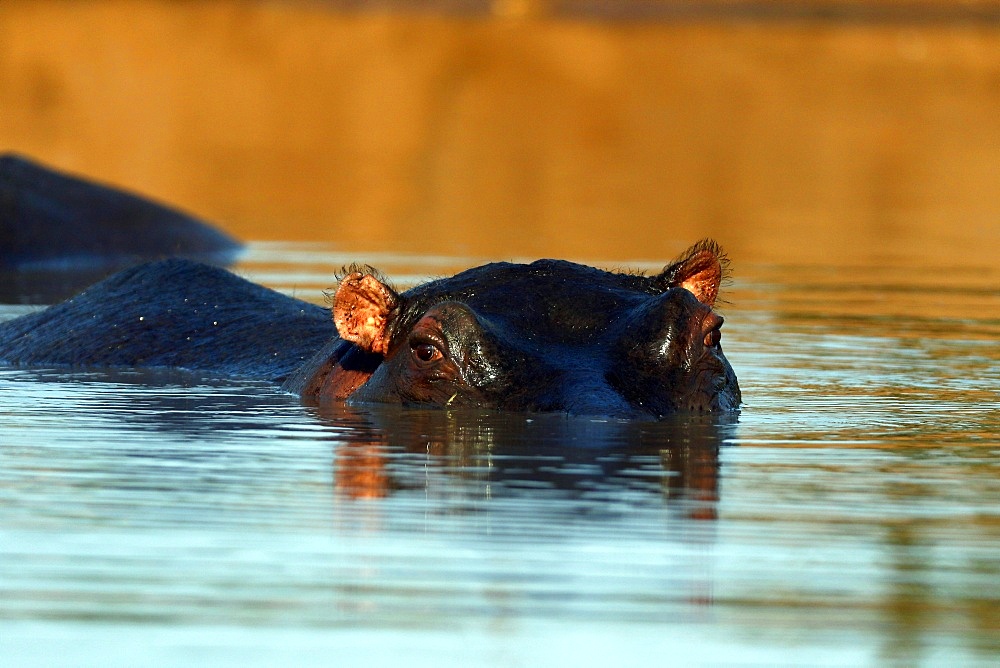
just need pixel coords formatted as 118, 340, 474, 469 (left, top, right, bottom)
411, 341, 443, 364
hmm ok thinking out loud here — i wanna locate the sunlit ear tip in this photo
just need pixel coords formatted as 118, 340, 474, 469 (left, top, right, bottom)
656, 239, 731, 306
334, 271, 363, 293
689, 239, 730, 269
662, 239, 727, 272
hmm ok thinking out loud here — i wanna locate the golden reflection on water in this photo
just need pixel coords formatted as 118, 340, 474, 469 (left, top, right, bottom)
2, 1, 1000, 266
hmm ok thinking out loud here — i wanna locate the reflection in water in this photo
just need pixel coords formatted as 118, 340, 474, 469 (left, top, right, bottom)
323, 404, 731, 522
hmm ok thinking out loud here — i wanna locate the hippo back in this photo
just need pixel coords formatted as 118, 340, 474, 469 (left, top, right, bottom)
0, 259, 334, 382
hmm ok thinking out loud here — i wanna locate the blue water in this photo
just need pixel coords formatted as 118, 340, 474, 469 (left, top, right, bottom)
1, 244, 998, 666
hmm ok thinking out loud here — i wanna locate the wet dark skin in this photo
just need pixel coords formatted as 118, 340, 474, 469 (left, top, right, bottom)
304, 239, 741, 419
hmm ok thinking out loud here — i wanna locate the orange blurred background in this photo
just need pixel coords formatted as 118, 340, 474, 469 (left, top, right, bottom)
2, 0, 999, 266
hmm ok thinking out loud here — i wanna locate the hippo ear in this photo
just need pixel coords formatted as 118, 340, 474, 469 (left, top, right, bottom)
655, 239, 729, 306
333, 272, 400, 355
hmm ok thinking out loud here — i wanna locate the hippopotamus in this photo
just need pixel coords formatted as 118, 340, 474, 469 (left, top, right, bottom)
0, 240, 740, 419
0, 153, 241, 303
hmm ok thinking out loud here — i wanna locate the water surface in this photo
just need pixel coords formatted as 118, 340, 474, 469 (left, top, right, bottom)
1, 243, 997, 666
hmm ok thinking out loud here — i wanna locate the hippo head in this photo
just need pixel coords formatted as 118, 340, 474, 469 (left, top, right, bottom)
308, 240, 741, 419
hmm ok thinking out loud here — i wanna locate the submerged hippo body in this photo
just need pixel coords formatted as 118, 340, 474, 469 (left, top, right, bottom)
0, 241, 741, 419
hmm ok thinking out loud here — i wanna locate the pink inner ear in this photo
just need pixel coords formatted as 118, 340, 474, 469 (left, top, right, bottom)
333, 273, 398, 355
678, 252, 723, 306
